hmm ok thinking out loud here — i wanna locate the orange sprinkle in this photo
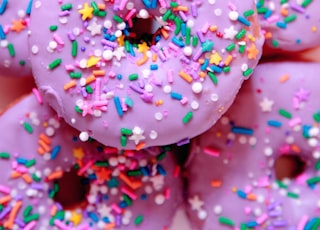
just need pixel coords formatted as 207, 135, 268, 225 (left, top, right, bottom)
104, 222, 116, 230
199, 71, 206, 78
4, 201, 22, 229
155, 100, 163, 106
280, 8, 288, 17
93, 70, 106, 76
264, 32, 272, 39
312, 26, 317, 32
64, 81, 77, 91
172, 6, 188, 11
291, 144, 301, 153
0, 195, 11, 204
211, 180, 222, 187
231, 187, 237, 193
224, 55, 233, 66
247, 193, 257, 201
198, 58, 205, 65
136, 56, 148, 66
179, 71, 193, 83
38, 139, 51, 153
37, 147, 45, 155
279, 74, 289, 83
209, 25, 218, 32
160, 28, 169, 39
135, 142, 146, 151
85, 75, 96, 85
22, 174, 32, 184
50, 205, 58, 216
10, 171, 22, 179
98, 3, 106, 10
47, 170, 63, 181
39, 133, 51, 145
119, 173, 142, 190
152, 53, 157, 62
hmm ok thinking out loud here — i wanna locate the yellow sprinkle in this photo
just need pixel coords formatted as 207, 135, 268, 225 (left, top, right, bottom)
210, 52, 222, 65
73, 147, 85, 160
86, 56, 101, 68
70, 211, 83, 226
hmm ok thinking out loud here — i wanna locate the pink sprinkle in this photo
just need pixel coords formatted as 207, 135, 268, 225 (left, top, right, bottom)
180, 97, 188, 105
16, 166, 28, 173
77, 224, 91, 230
158, 0, 167, 8
244, 185, 252, 194
228, 2, 237, 11
203, 146, 220, 157
93, 100, 108, 107
173, 165, 180, 178
78, 160, 94, 176
22, 221, 37, 230
256, 213, 268, 224
293, 97, 300, 110
108, 71, 116, 78
129, 160, 137, 170
95, 78, 101, 101
111, 203, 122, 214
164, 188, 170, 199
125, 8, 137, 21
266, 15, 280, 24
0, 185, 10, 194
201, 22, 210, 34
289, 117, 302, 127
119, 0, 128, 10
279, 145, 290, 154
297, 215, 309, 230
121, 187, 137, 200
167, 69, 174, 84
32, 88, 43, 104
54, 219, 72, 230
53, 33, 65, 46
168, 42, 179, 52
244, 206, 251, 215
65, 65, 75, 71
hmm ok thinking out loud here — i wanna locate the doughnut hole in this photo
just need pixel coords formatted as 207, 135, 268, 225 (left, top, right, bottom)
52, 168, 90, 210
126, 17, 161, 46
274, 155, 306, 181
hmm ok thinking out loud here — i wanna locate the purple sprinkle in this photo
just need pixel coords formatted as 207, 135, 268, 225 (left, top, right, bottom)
31, 183, 45, 190
290, 3, 305, 13
180, 55, 190, 64
268, 209, 282, 217
101, 39, 117, 48
138, 80, 145, 89
179, 11, 187, 22
176, 138, 190, 146
196, 30, 205, 43
140, 92, 153, 103
115, 214, 122, 227
0, 206, 12, 220
59, 10, 70, 16
67, 31, 76, 41
83, 37, 90, 43
129, 83, 144, 94
15, 218, 26, 228
192, 48, 203, 61
81, 87, 88, 98
272, 219, 287, 227
191, 3, 198, 17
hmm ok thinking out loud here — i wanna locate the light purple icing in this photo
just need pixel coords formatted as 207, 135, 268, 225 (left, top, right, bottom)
257, 0, 320, 52
0, 93, 183, 229
185, 62, 320, 229
29, 0, 264, 149
0, 0, 32, 77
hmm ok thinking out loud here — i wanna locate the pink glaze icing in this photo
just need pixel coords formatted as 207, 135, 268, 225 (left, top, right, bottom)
0, 0, 32, 78
257, 0, 320, 52
29, 0, 264, 149
0, 93, 183, 229
185, 62, 320, 229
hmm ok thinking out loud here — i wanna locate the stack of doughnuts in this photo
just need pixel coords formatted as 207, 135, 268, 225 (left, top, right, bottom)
0, 0, 319, 229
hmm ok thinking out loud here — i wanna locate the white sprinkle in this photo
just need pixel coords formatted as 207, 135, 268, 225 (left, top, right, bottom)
79, 131, 89, 142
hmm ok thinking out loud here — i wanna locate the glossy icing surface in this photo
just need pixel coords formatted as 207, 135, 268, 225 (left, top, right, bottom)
185, 62, 320, 229
0, 93, 183, 229
29, 0, 264, 149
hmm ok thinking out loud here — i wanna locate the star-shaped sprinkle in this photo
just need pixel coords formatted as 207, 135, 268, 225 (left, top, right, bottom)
295, 88, 310, 102
247, 43, 259, 60
223, 26, 238, 40
188, 195, 204, 211
98, 204, 113, 218
210, 52, 222, 65
129, 126, 146, 145
11, 19, 26, 32
78, 3, 93, 21
72, 147, 84, 159
259, 97, 274, 112
113, 47, 126, 61
87, 20, 102, 36
138, 42, 150, 53
86, 56, 101, 68
69, 211, 82, 226
150, 175, 165, 190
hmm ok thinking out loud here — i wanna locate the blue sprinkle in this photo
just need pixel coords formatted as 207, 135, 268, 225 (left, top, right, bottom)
276, 21, 287, 29
267, 120, 282, 127
151, 0, 157, 9
246, 221, 258, 228
51, 145, 61, 160
123, 29, 129, 36
141, 194, 147, 200
125, 96, 133, 108
26, 0, 33, 15
263, 9, 272, 19
170, 92, 183, 100
0, 0, 8, 15
303, 125, 312, 138
237, 16, 251, 26
150, 64, 158, 70
181, 23, 186, 36
109, 35, 117, 42
304, 217, 319, 230
142, 0, 151, 8
296, 38, 301, 44
236, 190, 247, 199
156, 165, 166, 175
114, 96, 123, 117
231, 126, 254, 135
141, 167, 150, 176
116, 74, 122, 80
171, 37, 185, 47
88, 174, 97, 180
201, 59, 209, 71
88, 212, 99, 223
16, 158, 28, 165
119, 201, 127, 208
102, 217, 110, 223
210, 65, 223, 73
0, 25, 6, 40
103, 195, 109, 201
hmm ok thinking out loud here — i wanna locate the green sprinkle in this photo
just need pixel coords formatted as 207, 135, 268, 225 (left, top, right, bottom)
257, 7, 268, 14
186, 27, 191, 45
301, 0, 312, 7
208, 72, 218, 85
0, 152, 10, 159
127, 170, 142, 176
307, 176, 320, 185
313, 113, 320, 122
0, 205, 3, 212
272, 39, 279, 48
238, 44, 246, 54
134, 215, 144, 225
223, 66, 231, 73
113, 15, 123, 23
162, 10, 172, 21
244, 9, 254, 17
75, 105, 83, 114
315, 160, 320, 170
49, 25, 58, 31
226, 43, 236, 52
32, 173, 41, 182
284, 14, 297, 23
129, 73, 139, 81
278, 109, 292, 119
170, 2, 179, 7
182, 111, 193, 124
121, 128, 133, 136
174, 18, 181, 35
240, 223, 247, 230
125, 40, 130, 52
91, 1, 99, 13
70, 72, 82, 79
71, 41, 78, 57
23, 122, 33, 133
192, 36, 198, 47
85, 85, 93, 94
280, 0, 288, 4
235, 29, 246, 40
276, 180, 288, 189
156, 152, 166, 161
310, 218, 320, 230
7, 43, 15, 57
19, 60, 26, 66
218, 217, 235, 226
243, 68, 253, 77
287, 191, 299, 199
95, 161, 108, 167
24, 213, 40, 223
96, 10, 106, 17
61, 3, 72, 11
121, 135, 127, 147
123, 194, 133, 206
48, 58, 62, 70
23, 205, 32, 217
25, 159, 36, 168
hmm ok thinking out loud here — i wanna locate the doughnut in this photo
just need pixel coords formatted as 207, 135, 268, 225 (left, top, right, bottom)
28, 0, 264, 149
257, 0, 320, 52
0, 0, 33, 78
185, 62, 320, 229
0, 92, 183, 229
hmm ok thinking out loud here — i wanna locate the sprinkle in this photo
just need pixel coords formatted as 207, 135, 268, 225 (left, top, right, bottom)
0, 0, 8, 15
218, 217, 235, 226
114, 96, 124, 117
134, 215, 144, 225
23, 122, 33, 134
182, 111, 193, 124
204, 146, 220, 157
267, 120, 282, 127
71, 41, 78, 57
48, 58, 62, 70
7, 43, 15, 57
0, 152, 10, 159
278, 109, 292, 119
231, 126, 254, 135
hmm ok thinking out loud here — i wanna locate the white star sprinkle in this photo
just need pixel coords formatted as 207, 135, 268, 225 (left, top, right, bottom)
224, 26, 238, 40
129, 126, 146, 145
259, 97, 274, 112
98, 204, 113, 218
188, 195, 204, 211
113, 47, 126, 61
87, 20, 102, 36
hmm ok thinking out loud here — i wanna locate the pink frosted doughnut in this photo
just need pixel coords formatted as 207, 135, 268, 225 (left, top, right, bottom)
29, 0, 264, 149
257, 0, 320, 52
185, 62, 320, 229
0, 0, 32, 77
0, 92, 182, 229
